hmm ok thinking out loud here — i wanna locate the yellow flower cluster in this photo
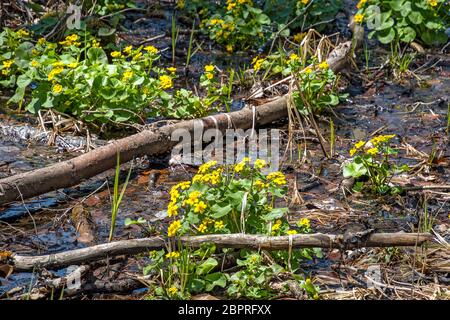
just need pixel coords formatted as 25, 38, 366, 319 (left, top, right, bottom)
122, 70, 133, 81
198, 160, 217, 174
214, 220, 225, 230
37, 38, 46, 46
304, 66, 312, 74
17, 29, 30, 37
267, 171, 287, 186
369, 134, 395, 146
91, 39, 100, 48
349, 140, 365, 156
428, 0, 438, 7
167, 181, 190, 217
159, 75, 173, 89
318, 61, 329, 70
204, 64, 215, 80
124, 45, 133, 55
165, 251, 180, 259
298, 218, 310, 229
111, 51, 124, 58
59, 34, 80, 47
144, 45, 158, 55
52, 83, 62, 94
254, 179, 269, 190
254, 159, 267, 169
167, 286, 178, 296
356, 0, 367, 9
354, 13, 364, 23
2, 59, 13, 74
198, 217, 214, 233
167, 219, 182, 237
252, 57, 265, 71
226, 0, 251, 11
288, 53, 300, 64
183, 191, 202, 206
193, 167, 222, 185
271, 219, 282, 235
48, 66, 64, 81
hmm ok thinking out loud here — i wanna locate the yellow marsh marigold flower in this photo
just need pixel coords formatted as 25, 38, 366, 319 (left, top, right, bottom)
226, 44, 233, 53
48, 66, 63, 81
159, 75, 173, 89
354, 14, 364, 23
17, 29, 30, 37
167, 220, 182, 237
288, 53, 300, 63
298, 218, 310, 229
31, 60, 39, 67
214, 220, 225, 230
254, 159, 267, 169
144, 45, 158, 54
37, 38, 46, 46
111, 51, 123, 58
92, 39, 100, 48
67, 62, 78, 68
167, 286, 178, 296
366, 147, 379, 156
271, 219, 282, 234
165, 251, 180, 259
205, 65, 215, 72
167, 203, 179, 217
198, 222, 207, 233
304, 67, 312, 74
194, 201, 207, 214
133, 52, 143, 61
370, 134, 395, 146
234, 162, 245, 173
252, 57, 264, 71
299, 0, 309, 4
198, 160, 217, 174
1, 69, 9, 75
122, 70, 133, 81
254, 179, 268, 190
355, 140, 365, 149
287, 229, 298, 235
349, 148, 357, 157
319, 61, 329, 70
356, 0, 367, 9
124, 45, 133, 54
52, 83, 62, 94
2, 60, 13, 69
293, 32, 306, 43
167, 67, 177, 73
428, 0, 438, 6
206, 72, 214, 80
267, 171, 286, 185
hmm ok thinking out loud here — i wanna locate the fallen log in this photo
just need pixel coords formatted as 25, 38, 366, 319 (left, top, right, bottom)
6, 232, 433, 271
0, 41, 353, 206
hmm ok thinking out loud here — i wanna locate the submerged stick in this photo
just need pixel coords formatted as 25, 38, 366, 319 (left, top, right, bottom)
6, 232, 433, 271
0, 41, 353, 206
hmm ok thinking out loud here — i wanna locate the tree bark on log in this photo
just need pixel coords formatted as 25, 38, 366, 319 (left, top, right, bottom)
0, 41, 353, 206
7, 232, 433, 271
